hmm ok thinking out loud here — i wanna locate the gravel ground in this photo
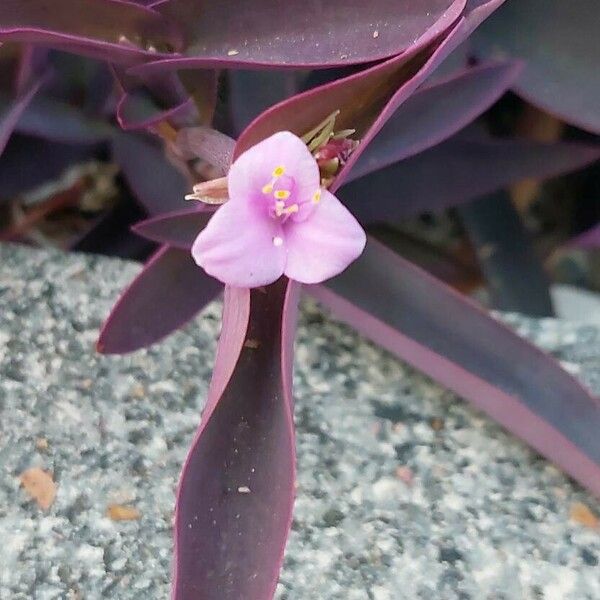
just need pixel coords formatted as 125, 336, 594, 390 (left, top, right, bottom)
0, 243, 599, 600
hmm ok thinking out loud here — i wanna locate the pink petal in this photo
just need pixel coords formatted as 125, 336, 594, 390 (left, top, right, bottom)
284, 190, 366, 284
228, 131, 320, 206
192, 200, 286, 287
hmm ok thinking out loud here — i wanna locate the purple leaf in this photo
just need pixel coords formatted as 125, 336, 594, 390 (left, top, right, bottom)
97, 246, 222, 354
135, 0, 466, 72
308, 238, 600, 497
229, 71, 300, 135
348, 59, 523, 181
570, 223, 600, 250
473, 0, 600, 133
233, 0, 504, 191
115, 68, 217, 130
175, 127, 234, 175
458, 191, 554, 316
0, 0, 182, 64
132, 206, 213, 248
13, 44, 49, 94
177, 69, 219, 126
14, 94, 114, 143
117, 90, 195, 131
111, 132, 189, 215
341, 132, 600, 223
0, 71, 46, 154
173, 279, 299, 600
0, 134, 94, 199
72, 198, 155, 260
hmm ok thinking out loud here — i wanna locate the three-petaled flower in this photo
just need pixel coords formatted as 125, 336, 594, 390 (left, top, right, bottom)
191, 131, 366, 287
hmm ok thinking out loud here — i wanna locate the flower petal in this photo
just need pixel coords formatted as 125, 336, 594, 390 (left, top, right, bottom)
192, 200, 285, 287
228, 131, 319, 206
284, 190, 366, 284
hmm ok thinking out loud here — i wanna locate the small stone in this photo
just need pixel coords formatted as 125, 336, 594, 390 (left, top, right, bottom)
322, 508, 345, 527
394, 466, 414, 486
106, 504, 141, 521
237, 486, 251, 494
438, 546, 463, 564
35, 437, 49, 451
20, 467, 57, 510
130, 384, 145, 399
581, 548, 598, 566
373, 30, 379, 38
430, 417, 445, 431
227, 49, 239, 56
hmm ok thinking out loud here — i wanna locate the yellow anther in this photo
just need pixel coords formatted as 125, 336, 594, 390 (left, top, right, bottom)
272, 166, 285, 177
285, 203, 299, 214
262, 184, 273, 194
312, 190, 322, 204
274, 190, 291, 200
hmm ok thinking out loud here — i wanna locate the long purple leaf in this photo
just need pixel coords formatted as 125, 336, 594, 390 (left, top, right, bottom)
132, 206, 213, 249
135, 0, 464, 72
97, 246, 222, 354
0, 71, 46, 154
473, 0, 600, 133
175, 127, 235, 175
115, 67, 217, 130
348, 59, 522, 181
229, 71, 301, 136
0, 135, 94, 200
13, 94, 114, 143
117, 91, 195, 131
458, 191, 554, 316
173, 279, 299, 600
111, 132, 189, 215
308, 238, 600, 497
0, 0, 182, 64
341, 132, 600, 223
72, 198, 155, 260
233, 0, 504, 191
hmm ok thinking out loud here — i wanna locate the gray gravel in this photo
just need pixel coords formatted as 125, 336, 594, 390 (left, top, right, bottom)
0, 243, 599, 600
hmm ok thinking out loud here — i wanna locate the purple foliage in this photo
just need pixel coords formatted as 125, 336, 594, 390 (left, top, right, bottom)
0, 1, 599, 599
473, 0, 600, 134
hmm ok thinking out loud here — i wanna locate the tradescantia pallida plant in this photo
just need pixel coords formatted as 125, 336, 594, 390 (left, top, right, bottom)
1, 1, 600, 599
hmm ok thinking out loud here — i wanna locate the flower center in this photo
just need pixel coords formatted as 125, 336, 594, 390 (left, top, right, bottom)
261, 166, 303, 221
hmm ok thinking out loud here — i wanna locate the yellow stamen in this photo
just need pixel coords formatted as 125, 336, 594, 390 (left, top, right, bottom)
272, 166, 285, 177
274, 190, 290, 200
262, 184, 273, 194
312, 190, 322, 204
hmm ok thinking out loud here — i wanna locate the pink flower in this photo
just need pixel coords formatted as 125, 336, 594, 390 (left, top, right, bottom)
191, 131, 366, 287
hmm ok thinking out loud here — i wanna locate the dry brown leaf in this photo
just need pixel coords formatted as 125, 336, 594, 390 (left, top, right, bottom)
570, 502, 599, 529
107, 504, 141, 521
20, 467, 57, 510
